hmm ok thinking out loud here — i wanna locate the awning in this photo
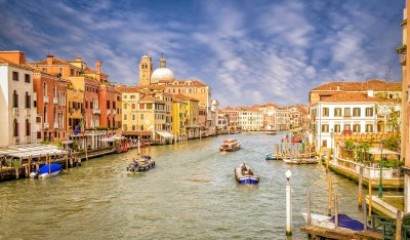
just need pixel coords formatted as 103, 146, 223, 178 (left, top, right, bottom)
62, 140, 73, 144
156, 131, 174, 139
101, 137, 115, 142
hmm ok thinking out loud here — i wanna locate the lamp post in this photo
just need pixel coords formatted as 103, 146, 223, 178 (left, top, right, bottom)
378, 142, 384, 198
285, 170, 292, 236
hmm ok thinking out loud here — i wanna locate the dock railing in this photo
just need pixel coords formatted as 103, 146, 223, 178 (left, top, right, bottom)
333, 157, 403, 180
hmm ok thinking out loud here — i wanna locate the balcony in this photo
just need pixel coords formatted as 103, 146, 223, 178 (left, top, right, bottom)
43, 96, 49, 103
53, 97, 58, 104
44, 122, 49, 129
12, 108, 19, 117
92, 108, 101, 114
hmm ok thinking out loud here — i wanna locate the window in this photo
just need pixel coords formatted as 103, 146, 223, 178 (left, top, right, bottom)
123, 124, 127, 131
141, 114, 144, 120
344, 108, 351, 117
12, 71, 19, 81
106, 100, 110, 109
366, 124, 373, 133
132, 125, 135, 130
322, 107, 329, 117
334, 124, 341, 133
130, 95, 135, 99
132, 114, 135, 120
334, 108, 342, 117
123, 103, 127, 109
353, 124, 360, 133
353, 108, 361, 117
124, 115, 127, 120
25, 92, 31, 108
132, 104, 136, 109
13, 90, 18, 108
365, 108, 373, 117
343, 124, 351, 130
24, 74, 31, 83
321, 124, 329, 133
26, 119, 30, 136
13, 119, 18, 137
147, 103, 152, 109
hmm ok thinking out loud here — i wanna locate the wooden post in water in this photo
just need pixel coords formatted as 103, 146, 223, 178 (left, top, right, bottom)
307, 191, 311, 226
47, 154, 51, 175
395, 210, 402, 240
65, 155, 68, 170
328, 176, 332, 216
334, 194, 339, 228
362, 198, 367, 230
358, 166, 363, 208
368, 178, 373, 218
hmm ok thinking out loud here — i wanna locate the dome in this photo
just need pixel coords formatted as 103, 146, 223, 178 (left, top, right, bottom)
151, 68, 175, 83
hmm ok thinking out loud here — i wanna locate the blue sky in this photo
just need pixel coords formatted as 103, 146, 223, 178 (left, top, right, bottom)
0, 0, 405, 107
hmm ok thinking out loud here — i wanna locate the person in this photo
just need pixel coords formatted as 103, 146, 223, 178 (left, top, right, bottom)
241, 163, 247, 172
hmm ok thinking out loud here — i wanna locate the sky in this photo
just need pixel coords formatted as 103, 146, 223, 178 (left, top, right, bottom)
0, 0, 405, 107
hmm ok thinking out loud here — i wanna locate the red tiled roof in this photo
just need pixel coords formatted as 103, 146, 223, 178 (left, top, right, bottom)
319, 92, 401, 103
311, 79, 401, 91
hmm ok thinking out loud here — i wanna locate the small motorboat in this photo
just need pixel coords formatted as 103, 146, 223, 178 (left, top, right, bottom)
30, 163, 62, 178
127, 155, 155, 172
302, 212, 366, 231
265, 153, 281, 160
220, 138, 241, 152
234, 163, 259, 184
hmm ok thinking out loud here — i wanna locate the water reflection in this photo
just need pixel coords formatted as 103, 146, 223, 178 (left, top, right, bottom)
0, 134, 367, 239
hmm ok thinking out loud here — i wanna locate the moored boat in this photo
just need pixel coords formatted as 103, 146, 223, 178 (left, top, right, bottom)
220, 138, 241, 152
302, 212, 365, 231
265, 153, 281, 160
234, 163, 259, 184
30, 163, 62, 178
127, 155, 155, 172
283, 157, 318, 165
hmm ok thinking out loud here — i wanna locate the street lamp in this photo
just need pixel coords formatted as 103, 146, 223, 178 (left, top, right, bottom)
378, 142, 384, 198
285, 170, 292, 236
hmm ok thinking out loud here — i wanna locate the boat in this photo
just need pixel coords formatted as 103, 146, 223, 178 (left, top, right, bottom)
283, 157, 318, 164
220, 138, 241, 152
30, 163, 62, 178
127, 155, 155, 172
302, 212, 366, 231
234, 163, 259, 184
265, 153, 281, 160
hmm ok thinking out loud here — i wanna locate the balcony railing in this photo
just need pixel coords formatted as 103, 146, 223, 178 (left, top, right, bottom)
44, 122, 49, 129
107, 109, 111, 115
26, 109, 31, 116
43, 96, 49, 103
53, 97, 58, 104
54, 122, 59, 129
92, 108, 101, 114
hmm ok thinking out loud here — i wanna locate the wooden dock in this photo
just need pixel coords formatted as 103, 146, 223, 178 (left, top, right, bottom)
300, 225, 383, 240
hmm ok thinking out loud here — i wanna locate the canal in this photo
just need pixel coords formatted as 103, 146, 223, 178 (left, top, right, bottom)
0, 134, 366, 239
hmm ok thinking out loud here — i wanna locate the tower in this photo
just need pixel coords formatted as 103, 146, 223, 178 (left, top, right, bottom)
139, 54, 153, 86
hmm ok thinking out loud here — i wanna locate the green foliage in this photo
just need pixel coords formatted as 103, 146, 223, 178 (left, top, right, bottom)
396, 44, 407, 54
383, 135, 400, 152
345, 140, 355, 151
380, 159, 403, 168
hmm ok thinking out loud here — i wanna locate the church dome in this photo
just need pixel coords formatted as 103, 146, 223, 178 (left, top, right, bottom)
151, 68, 175, 83
151, 54, 175, 83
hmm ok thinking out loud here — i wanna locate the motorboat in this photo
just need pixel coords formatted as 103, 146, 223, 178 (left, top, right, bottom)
265, 153, 281, 160
30, 163, 62, 178
220, 138, 241, 152
234, 163, 259, 184
127, 155, 155, 172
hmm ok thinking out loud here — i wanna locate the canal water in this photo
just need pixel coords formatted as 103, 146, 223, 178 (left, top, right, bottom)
0, 134, 366, 239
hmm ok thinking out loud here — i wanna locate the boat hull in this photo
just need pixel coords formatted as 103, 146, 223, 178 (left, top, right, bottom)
265, 154, 281, 160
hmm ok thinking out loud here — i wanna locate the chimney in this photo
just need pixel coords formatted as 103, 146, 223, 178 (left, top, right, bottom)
46, 54, 54, 73
367, 90, 374, 98
96, 60, 102, 81
336, 86, 340, 91
76, 56, 82, 62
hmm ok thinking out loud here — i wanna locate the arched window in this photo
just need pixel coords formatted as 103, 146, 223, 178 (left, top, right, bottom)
107, 117, 110, 128
13, 90, 18, 108
43, 82, 47, 96
13, 119, 18, 137
26, 119, 30, 136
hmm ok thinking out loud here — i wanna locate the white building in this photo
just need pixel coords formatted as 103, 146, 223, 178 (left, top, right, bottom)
0, 52, 39, 147
310, 90, 401, 150
238, 108, 264, 131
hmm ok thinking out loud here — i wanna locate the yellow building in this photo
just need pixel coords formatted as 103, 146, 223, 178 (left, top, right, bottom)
172, 95, 188, 141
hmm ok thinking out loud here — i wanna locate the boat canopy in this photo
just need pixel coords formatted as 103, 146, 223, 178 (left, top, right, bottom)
0, 145, 67, 159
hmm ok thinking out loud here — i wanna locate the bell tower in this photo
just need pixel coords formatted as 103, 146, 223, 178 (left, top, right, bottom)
139, 54, 153, 86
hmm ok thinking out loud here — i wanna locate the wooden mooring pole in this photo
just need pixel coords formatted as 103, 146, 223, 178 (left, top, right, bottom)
358, 166, 363, 208
395, 210, 402, 240
328, 176, 332, 216
368, 179, 373, 218
307, 191, 311, 226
